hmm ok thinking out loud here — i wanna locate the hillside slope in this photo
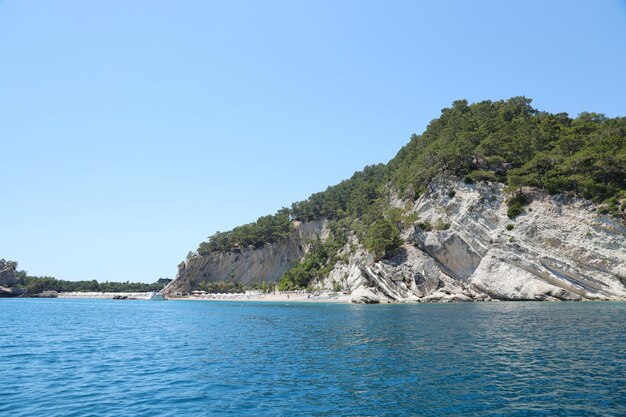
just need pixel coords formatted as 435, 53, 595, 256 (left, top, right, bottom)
165, 98, 626, 302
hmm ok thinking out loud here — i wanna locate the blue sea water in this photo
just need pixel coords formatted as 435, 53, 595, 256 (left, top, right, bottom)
1, 299, 625, 416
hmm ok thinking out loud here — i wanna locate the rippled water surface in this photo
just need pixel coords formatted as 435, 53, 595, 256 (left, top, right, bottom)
1, 299, 625, 416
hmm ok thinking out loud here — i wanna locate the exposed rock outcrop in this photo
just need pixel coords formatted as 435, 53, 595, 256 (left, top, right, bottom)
325, 180, 626, 302
350, 286, 381, 304
0, 260, 22, 297
0, 286, 26, 298
167, 180, 626, 303
0, 259, 17, 287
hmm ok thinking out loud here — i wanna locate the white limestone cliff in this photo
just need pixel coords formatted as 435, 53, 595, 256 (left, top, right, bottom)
324, 180, 626, 303
165, 220, 325, 295
166, 180, 626, 303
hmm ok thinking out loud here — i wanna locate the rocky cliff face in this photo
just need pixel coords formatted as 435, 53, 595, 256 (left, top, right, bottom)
324, 179, 626, 303
0, 259, 17, 287
165, 220, 325, 294
167, 180, 626, 302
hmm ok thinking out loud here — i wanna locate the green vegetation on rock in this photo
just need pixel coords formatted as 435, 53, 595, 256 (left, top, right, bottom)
277, 222, 349, 290
198, 208, 293, 254
389, 97, 625, 207
196, 97, 626, 263
363, 218, 402, 261
506, 191, 531, 220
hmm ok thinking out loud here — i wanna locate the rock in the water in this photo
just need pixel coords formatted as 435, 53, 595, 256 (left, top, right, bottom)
38, 290, 58, 298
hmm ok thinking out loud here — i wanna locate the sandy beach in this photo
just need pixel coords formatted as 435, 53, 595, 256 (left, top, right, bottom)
58, 292, 150, 299
174, 291, 351, 303
58, 291, 352, 303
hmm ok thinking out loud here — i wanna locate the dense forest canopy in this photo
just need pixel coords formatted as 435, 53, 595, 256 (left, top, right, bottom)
388, 97, 626, 202
197, 97, 626, 259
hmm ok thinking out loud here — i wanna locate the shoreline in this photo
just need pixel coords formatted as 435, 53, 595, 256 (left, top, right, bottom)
51, 291, 624, 304
58, 291, 149, 299
172, 292, 351, 303
57, 291, 352, 303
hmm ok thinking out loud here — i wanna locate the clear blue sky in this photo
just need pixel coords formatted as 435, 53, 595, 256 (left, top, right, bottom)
1, 1, 625, 282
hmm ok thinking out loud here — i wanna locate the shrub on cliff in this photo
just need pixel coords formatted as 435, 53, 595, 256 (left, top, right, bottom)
363, 218, 402, 261
277, 224, 349, 291
506, 192, 531, 219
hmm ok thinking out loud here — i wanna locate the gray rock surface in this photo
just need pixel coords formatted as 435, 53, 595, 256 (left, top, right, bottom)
350, 286, 381, 304
0, 259, 17, 286
0, 286, 26, 298
324, 179, 626, 302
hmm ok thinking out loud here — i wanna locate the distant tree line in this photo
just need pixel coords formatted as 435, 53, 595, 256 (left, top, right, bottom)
12, 269, 171, 294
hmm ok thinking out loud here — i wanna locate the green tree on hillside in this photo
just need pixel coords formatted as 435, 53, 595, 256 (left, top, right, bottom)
363, 218, 402, 260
